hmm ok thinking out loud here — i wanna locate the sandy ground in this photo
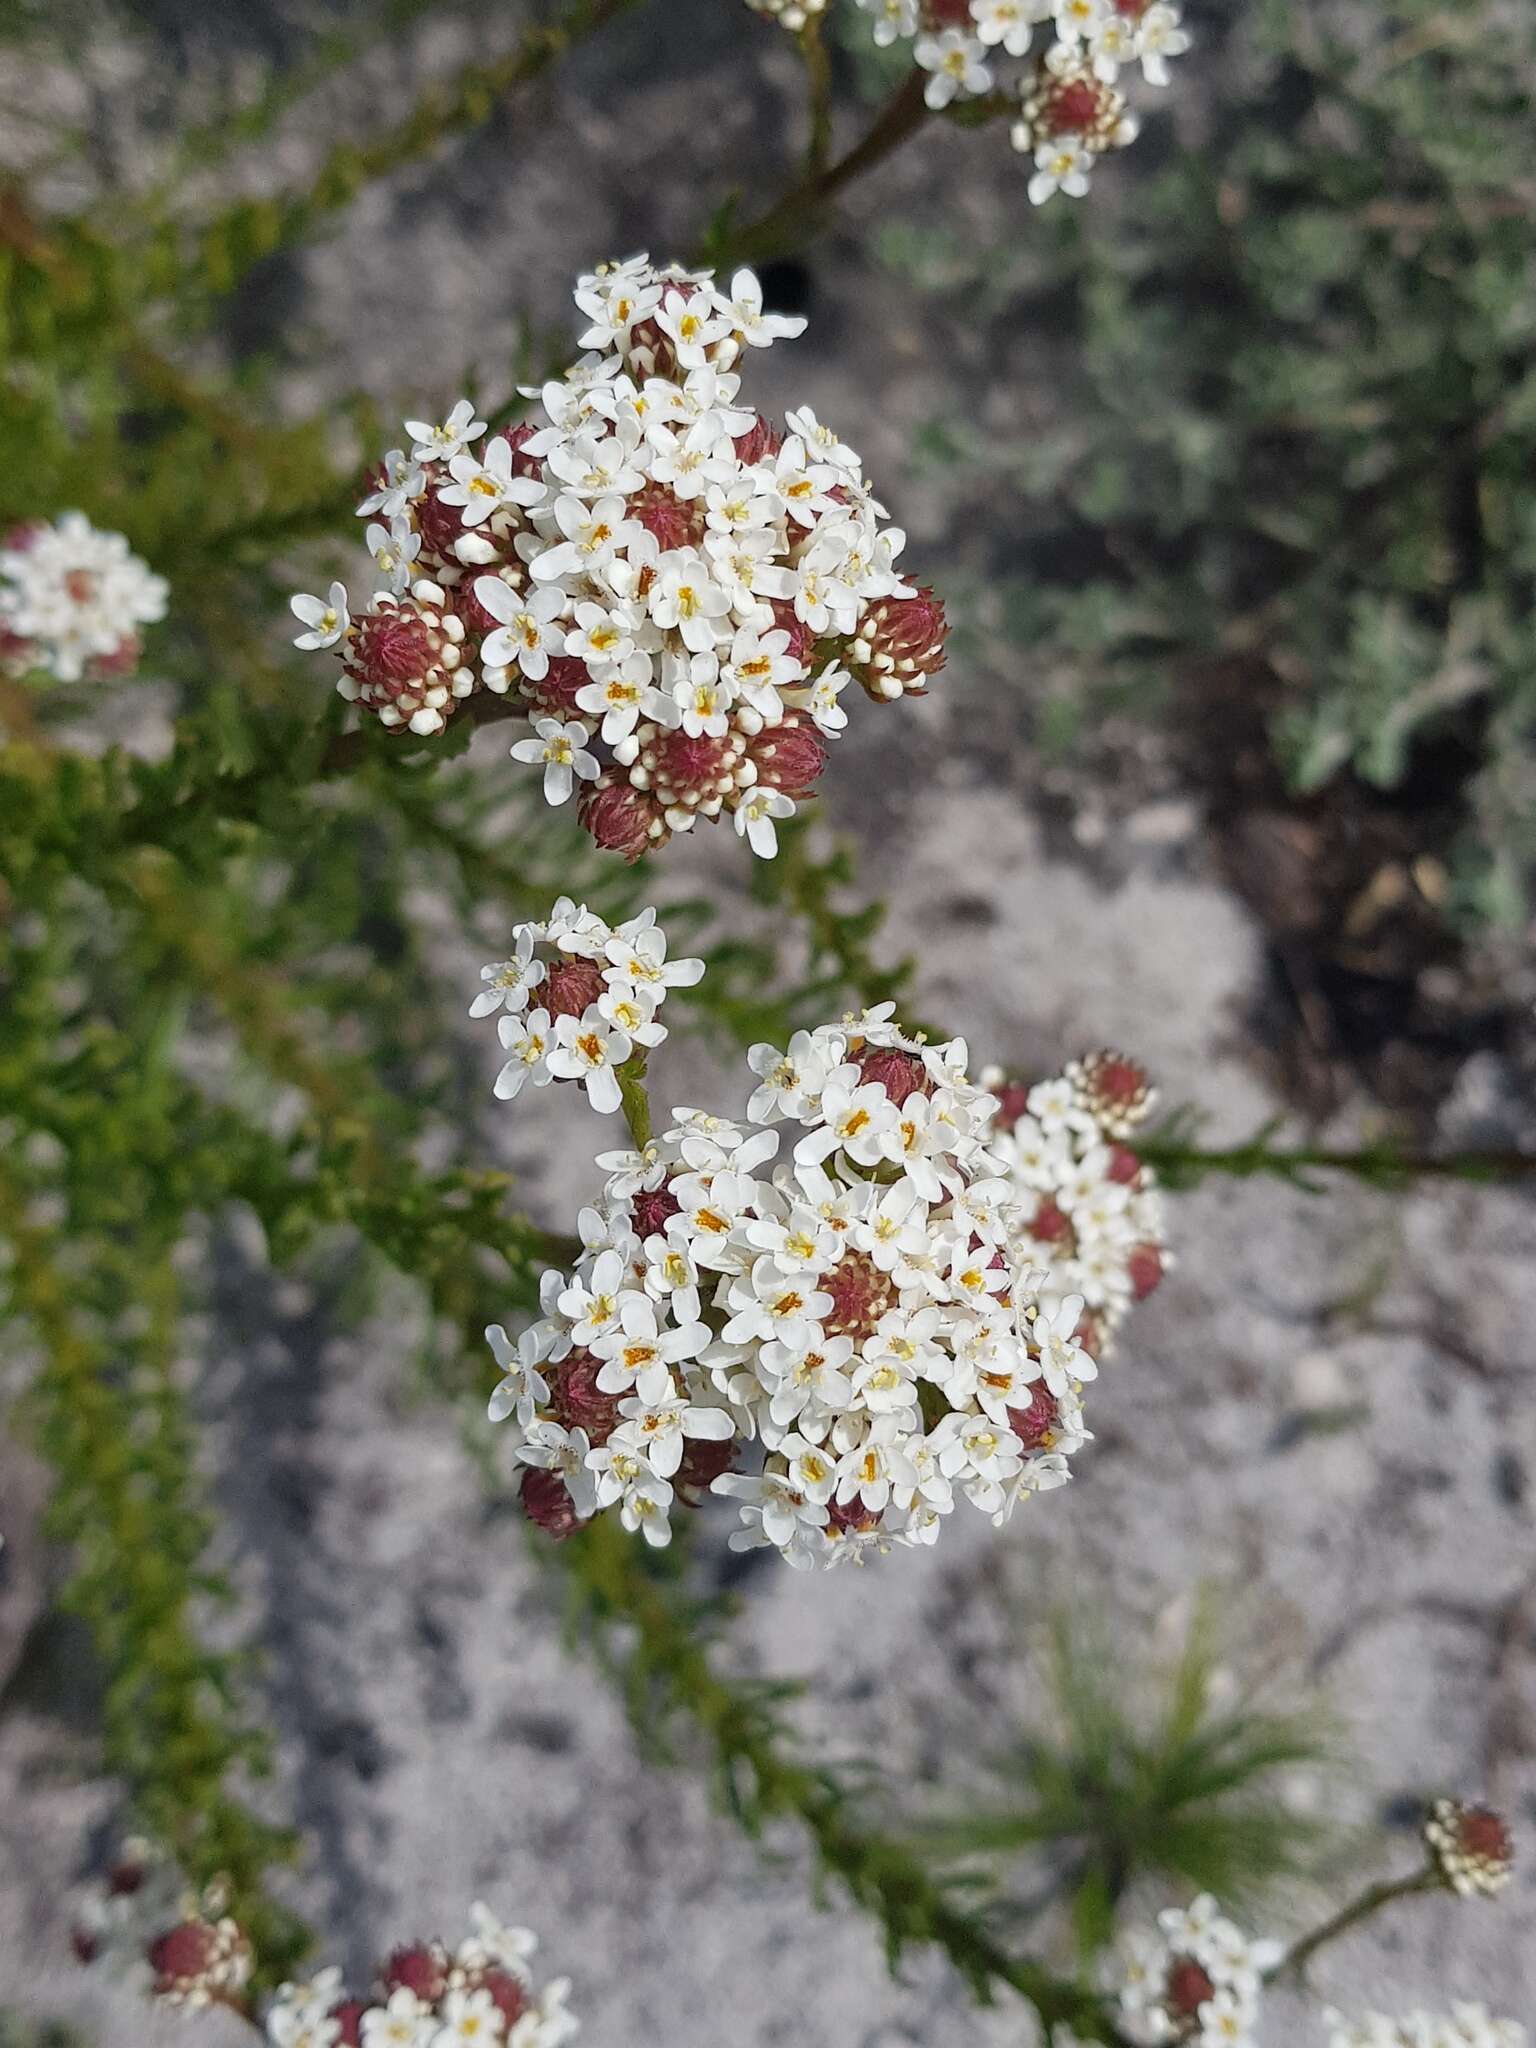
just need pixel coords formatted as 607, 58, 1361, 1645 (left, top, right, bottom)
1, 3, 1532, 2042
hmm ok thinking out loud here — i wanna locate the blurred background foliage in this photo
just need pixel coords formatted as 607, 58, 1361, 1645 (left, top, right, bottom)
860, 0, 1536, 930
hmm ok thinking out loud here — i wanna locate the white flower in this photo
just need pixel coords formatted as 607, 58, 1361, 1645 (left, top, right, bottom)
365, 518, 423, 592
546, 1007, 632, 1114
970, 0, 1038, 55
733, 788, 795, 859
509, 717, 600, 806
914, 29, 992, 108
403, 398, 487, 463
493, 1007, 555, 1100
361, 1992, 434, 2048
1136, 2, 1190, 85
615, 1383, 734, 1477
649, 552, 733, 653
470, 927, 546, 1019
486, 1322, 554, 1426
1054, 0, 1108, 41
530, 492, 639, 584
654, 287, 732, 370
440, 436, 546, 524
854, 0, 920, 47
433, 1987, 504, 2048
603, 921, 705, 994
290, 582, 350, 651
723, 266, 808, 348
1028, 136, 1096, 205
476, 578, 568, 681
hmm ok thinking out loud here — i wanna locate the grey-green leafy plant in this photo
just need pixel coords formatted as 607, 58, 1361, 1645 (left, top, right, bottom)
875, 0, 1536, 925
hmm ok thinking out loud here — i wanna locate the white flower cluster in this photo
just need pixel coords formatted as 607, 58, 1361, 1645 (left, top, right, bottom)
0, 511, 167, 684
1324, 2009, 1526, 2048
265, 1905, 576, 2048
1117, 1895, 1280, 2048
470, 900, 702, 1116
291, 258, 946, 862
489, 1005, 1096, 1568
986, 1047, 1168, 1356
852, 0, 1190, 205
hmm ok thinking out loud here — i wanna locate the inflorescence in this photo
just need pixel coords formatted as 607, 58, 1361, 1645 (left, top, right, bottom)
470, 900, 703, 1115
848, 0, 1190, 205
292, 257, 946, 861
0, 512, 167, 684
264, 1906, 578, 2048
1116, 1895, 1279, 2048
986, 1047, 1169, 1357
487, 998, 1101, 1567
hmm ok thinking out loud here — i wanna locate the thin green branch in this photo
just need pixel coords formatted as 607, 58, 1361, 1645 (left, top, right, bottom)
1133, 1126, 1536, 1192
1274, 1864, 1441, 1981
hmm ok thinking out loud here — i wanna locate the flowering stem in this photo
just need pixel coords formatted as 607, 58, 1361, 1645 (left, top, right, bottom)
616, 1053, 653, 1151
798, 20, 835, 178
1131, 1129, 1536, 1191
1272, 1865, 1440, 1982
712, 69, 933, 269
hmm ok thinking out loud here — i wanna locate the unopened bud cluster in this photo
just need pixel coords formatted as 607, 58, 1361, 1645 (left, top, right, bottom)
1, 512, 167, 684
264, 1904, 577, 2048
849, 0, 1190, 205
1117, 1895, 1279, 2048
71, 1844, 252, 2014
470, 900, 702, 1115
1325, 2009, 1526, 2048
1424, 1799, 1515, 1900
985, 1047, 1168, 1356
292, 257, 945, 861
488, 1005, 1098, 1567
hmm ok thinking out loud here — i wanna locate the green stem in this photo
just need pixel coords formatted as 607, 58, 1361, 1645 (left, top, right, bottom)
1274, 1866, 1440, 1981
710, 68, 932, 269
798, 20, 835, 179
617, 1053, 654, 1151
1133, 1133, 1536, 1190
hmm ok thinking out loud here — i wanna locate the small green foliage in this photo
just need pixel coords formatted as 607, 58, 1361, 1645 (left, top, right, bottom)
919, 1596, 1343, 1956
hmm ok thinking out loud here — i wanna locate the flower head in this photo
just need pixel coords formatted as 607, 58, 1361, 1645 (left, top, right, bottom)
2, 512, 167, 683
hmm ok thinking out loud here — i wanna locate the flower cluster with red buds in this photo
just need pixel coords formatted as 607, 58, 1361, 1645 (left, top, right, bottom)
470, 900, 702, 1116
1116, 1895, 1279, 2048
849, 0, 1190, 206
0, 511, 167, 684
487, 1004, 1095, 1568
72, 1843, 253, 2016
984, 1048, 1168, 1357
1424, 1800, 1516, 1901
291, 257, 946, 861
263, 1904, 577, 2048
1325, 2008, 1526, 2048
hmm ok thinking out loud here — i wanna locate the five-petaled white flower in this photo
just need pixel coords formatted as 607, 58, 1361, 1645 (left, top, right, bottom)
510, 717, 600, 806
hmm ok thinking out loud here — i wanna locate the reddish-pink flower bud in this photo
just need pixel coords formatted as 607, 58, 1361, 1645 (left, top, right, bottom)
1026, 1199, 1073, 1247
1007, 1381, 1061, 1452
822, 1252, 897, 1341
541, 959, 606, 1019
381, 1943, 448, 2005
851, 587, 948, 700
579, 771, 667, 862
521, 1467, 585, 1539
1105, 1144, 1142, 1185
478, 1969, 529, 2027
627, 482, 705, 552
1128, 1244, 1164, 1301
630, 1178, 683, 1240
1070, 1048, 1154, 1134
747, 713, 827, 798
850, 1044, 932, 1106
677, 1433, 738, 1494
550, 1350, 620, 1445
990, 1079, 1032, 1130
414, 484, 469, 563
1164, 1955, 1217, 2023
145, 1917, 250, 2006
769, 599, 815, 668
329, 2000, 368, 2046
521, 654, 589, 720
733, 414, 783, 466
